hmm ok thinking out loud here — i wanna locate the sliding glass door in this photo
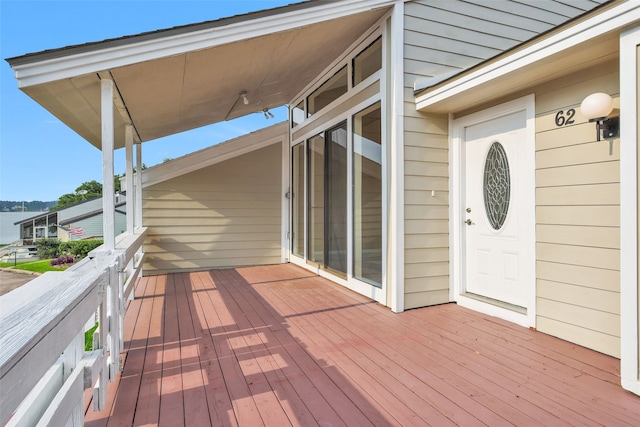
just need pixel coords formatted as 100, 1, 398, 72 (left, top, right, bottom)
325, 123, 348, 276
291, 97, 383, 290
353, 103, 382, 286
304, 122, 348, 277
307, 134, 325, 265
292, 143, 305, 258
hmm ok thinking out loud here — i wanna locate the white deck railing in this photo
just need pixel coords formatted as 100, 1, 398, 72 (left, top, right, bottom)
0, 228, 147, 426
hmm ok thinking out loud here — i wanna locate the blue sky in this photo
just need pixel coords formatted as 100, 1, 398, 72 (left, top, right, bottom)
0, 0, 295, 202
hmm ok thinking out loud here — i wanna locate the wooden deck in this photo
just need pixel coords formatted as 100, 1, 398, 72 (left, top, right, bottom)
84, 264, 640, 426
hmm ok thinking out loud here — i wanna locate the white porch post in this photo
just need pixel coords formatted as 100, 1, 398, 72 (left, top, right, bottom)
135, 142, 143, 228
101, 78, 115, 252
125, 125, 134, 234
388, 0, 405, 313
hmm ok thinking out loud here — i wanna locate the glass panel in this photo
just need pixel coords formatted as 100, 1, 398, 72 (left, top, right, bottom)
483, 141, 511, 230
291, 100, 304, 128
326, 122, 348, 275
307, 66, 348, 116
353, 103, 382, 286
292, 143, 305, 257
353, 37, 382, 86
307, 134, 325, 264
35, 227, 46, 238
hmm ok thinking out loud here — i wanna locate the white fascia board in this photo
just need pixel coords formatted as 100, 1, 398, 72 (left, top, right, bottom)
416, 2, 640, 111
12, 0, 396, 88
140, 122, 288, 188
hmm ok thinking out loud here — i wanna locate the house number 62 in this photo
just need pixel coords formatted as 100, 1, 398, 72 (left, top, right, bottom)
555, 109, 575, 127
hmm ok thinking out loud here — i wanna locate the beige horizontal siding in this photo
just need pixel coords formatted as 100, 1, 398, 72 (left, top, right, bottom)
403, 108, 450, 309
536, 316, 620, 357
142, 143, 282, 275
536, 183, 619, 206
537, 261, 620, 293
534, 62, 620, 357
537, 224, 619, 249
536, 205, 620, 227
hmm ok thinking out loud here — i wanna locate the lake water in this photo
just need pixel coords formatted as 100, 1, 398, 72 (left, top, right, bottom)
0, 212, 41, 244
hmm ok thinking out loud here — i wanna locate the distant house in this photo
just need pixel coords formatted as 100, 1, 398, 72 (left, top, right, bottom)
7, 0, 640, 397
14, 195, 126, 244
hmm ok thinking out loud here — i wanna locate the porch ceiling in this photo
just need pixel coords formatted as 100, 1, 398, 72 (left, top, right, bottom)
9, 3, 389, 150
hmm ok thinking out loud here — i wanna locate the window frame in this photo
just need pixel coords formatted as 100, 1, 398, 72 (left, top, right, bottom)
287, 24, 387, 304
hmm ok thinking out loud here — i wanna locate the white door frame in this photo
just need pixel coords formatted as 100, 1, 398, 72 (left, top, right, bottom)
620, 24, 640, 396
450, 94, 536, 327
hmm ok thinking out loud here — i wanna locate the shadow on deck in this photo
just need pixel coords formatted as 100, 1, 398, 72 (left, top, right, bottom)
85, 264, 640, 426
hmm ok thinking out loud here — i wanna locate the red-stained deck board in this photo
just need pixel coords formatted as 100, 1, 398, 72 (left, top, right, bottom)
85, 274, 152, 426
195, 270, 266, 426
289, 280, 527, 426
86, 264, 640, 426
174, 273, 211, 427
157, 273, 184, 427
399, 305, 607, 426
207, 270, 333, 427
205, 270, 291, 427
261, 277, 454, 426
297, 280, 576, 426
216, 270, 369, 427
227, 268, 396, 427
186, 271, 238, 427
131, 274, 164, 426
409, 306, 639, 426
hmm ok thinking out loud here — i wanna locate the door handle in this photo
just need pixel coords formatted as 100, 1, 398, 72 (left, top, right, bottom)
465, 219, 473, 225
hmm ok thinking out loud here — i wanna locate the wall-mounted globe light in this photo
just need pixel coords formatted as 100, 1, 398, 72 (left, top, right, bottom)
580, 92, 619, 142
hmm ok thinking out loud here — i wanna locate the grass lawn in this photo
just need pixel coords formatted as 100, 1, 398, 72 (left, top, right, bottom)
85, 322, 99, 351
0, 259, 67, 273
0, 260, 31, 268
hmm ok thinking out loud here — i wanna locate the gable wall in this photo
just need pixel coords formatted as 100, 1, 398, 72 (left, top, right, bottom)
142, 143, 282, 275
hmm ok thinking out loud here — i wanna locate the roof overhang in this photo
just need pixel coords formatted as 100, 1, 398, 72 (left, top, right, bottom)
7, 0, 392, 150
62, 201, 126, 224
415, 1, 640, 114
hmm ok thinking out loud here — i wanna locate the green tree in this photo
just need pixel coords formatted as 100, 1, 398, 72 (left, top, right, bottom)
50, 180, 102, 210
77, 180, 102, 195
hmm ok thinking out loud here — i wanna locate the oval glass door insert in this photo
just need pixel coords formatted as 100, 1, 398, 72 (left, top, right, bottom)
483, 141, 510, 230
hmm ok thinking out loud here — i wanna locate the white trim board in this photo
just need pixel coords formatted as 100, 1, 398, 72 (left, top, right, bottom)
450, 94, 536, 328
620, 23, 640, 397
11, 0, 397, 88
415, 1, 640, 111
389, 0, 404, 313
139, 122, 288, 188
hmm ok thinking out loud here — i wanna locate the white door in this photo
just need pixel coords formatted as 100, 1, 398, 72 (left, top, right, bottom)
462, 109, 532, 309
